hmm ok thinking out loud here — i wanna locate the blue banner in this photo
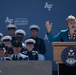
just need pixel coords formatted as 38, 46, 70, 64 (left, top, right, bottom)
0, 0, 76, 70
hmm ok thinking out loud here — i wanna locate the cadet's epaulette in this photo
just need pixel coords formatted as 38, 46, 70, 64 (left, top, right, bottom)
4, 57, 12, 60
22, 51, 28, 54
32, 50, 38, 53
35, 51, 38, 54
32, 51, 38, 55
32, 51, 35, 53
32, 51, 37, 55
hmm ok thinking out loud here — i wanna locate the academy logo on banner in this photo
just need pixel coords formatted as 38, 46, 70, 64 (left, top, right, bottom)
44, 2, 53, 11
61, 46, 76, 66
5, 17, 28, 25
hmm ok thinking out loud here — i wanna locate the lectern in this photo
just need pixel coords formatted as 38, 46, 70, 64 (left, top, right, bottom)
52, 42, 76, 75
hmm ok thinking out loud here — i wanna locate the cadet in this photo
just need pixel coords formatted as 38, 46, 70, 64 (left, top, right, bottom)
5, 47, 14, 57
0, 42, 12, 61
15, 29, 26, 42
1, 36, 14, 56
7, 24, 17, 43
0, 33, 3, 41
29, 25, 46, 55
23, 38, 45, 60
15, 29, 26, 52
1, 36, 12, 47
46, 15, 76, 42
11, 41, 28, 60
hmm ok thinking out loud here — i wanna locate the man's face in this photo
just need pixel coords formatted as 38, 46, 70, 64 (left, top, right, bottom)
26, 44, 34, 51
13, 47, 21, 54
31, 30, 38, 38
3, 42, 11, 47
67, 20, 76, 29
16, 35, 24, 42
0, 49, 5, 57
8, 29, 15, 37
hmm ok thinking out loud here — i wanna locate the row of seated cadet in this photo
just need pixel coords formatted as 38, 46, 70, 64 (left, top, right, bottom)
0, 24, 46, 61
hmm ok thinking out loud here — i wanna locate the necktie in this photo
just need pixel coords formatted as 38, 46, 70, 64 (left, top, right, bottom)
15, 55, 18, 60
0, 58, 4, 61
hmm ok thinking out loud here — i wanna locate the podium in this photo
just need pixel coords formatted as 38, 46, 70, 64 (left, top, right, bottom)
52, 42, 76, 75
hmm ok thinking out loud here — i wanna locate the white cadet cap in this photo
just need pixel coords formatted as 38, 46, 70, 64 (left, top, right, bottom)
25, 38, 36, 45
29, 25, 40, 31
0, 33, 3, 37
7, 24, 17, 29
1, 36, 12, 42
15, 29, 26, 36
